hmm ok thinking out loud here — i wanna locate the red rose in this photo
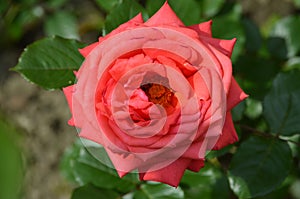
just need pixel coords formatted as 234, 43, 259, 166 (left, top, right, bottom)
63, 2, 247, 187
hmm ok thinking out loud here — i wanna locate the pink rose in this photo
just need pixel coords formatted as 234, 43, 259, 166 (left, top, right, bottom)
63, 2, 247, 187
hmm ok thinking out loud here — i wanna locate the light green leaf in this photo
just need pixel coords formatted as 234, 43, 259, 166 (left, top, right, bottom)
263, 71, 300, 136
13, 36, 84, 89
0, 119, 23, 199
71, 184, 120, 199
229, 136, 292, 198
44, 11, 79, 39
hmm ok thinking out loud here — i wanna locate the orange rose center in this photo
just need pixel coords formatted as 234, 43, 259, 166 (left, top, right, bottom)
141, 83, 175, 109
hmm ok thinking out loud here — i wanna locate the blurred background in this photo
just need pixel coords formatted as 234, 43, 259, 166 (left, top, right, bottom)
0, 0, 299, 199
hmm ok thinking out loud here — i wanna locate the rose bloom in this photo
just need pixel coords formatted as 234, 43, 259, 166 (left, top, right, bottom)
63, 2, 247, 187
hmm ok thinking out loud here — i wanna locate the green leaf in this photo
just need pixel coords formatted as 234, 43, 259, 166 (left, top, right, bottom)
44, 11, 79, 39
134, 183, 184, 199
270, 16, 300, 57
94, 0, 120, 12
0, 119, 23, 199
71, 184, 120, 199
146, 0, 202, 25
202, 0, 225, 18
61, 140, 139, 193
13, 36, 84, 89
231, 100, 245, 121
267, 37, 288, 60
168, 0, 202, 25
229, 136, 292, 198
145, 0, 165, 17
242, 17, 262, 52
104, 0, 146, 34
234, 55, 279, 100
212, 4, 245, 62
263, 70, 300, 136
180, 164, 230, 199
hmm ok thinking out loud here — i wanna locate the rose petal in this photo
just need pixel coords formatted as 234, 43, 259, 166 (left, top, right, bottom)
213, 112, 238, 150
79, 42, 99, 58
200, 36, 236, 57
188, 20, 213, 37
227, 77, 248, 111
187, 159, 205, 172
145, 2, 184, 27
139, 158, 191, 187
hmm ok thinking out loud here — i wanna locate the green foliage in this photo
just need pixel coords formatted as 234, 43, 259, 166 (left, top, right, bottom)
229, 136, 293, 198
8, 0, 300, 198
270, 16, 300, 58
71, 184, 119, 199
0, 119, 23, 199
13, 36, 84, 89
44, 11, 79, 39
264, 71, 300, 136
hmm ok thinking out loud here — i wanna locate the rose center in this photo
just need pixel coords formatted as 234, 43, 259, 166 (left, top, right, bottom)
140, 83, 174, 108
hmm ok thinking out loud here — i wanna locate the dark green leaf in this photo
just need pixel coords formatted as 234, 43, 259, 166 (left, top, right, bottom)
13, 36, 84, 89
0, 119, 23, 199
263, 70, 300, 136
145, 0, 165, 17
234, 55, 279, 100
104, 0, 146, 34
168, 0, 202, 25
146, 0, 202, 25
44, 11, 79, 39
242, 18, 262, 52
267, 37, 288, 60
229, 136, 292, 198
61, 140, 139, 193
231, 100, 245, 121
71, 184, 119, 199
270, 16, 300, 57
180, 164, 230, 199
212, 5, 245, 62
134, 183, 184, 199
94, 0, 120, 12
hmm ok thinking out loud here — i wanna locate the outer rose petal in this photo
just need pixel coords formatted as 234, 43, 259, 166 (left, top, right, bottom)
145, 2, 184, 27
213, 112, 238, 150
79, 42, 99, 58
139, 158, 191, 187
227, 77, 248, 111
188, 20, 213, 37
63, 85, 75, 126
